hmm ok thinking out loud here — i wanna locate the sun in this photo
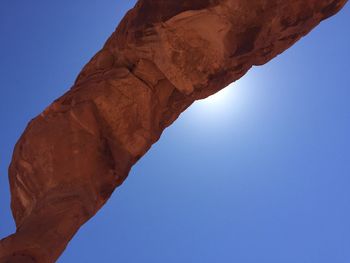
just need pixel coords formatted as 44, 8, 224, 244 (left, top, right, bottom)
182, 75, 256, 131
194, 82, 242, 116
202, 87, 232, 106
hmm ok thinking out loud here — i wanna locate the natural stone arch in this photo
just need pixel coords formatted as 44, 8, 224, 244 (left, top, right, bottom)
0, 0, 347, 262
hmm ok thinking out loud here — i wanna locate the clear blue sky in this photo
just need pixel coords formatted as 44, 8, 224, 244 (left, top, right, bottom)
1, 1, 350, 262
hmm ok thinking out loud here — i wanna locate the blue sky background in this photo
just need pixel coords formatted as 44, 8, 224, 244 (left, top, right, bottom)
1, 1, 350, 262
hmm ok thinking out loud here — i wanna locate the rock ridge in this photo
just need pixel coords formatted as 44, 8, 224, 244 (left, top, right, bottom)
0, 0, 347, 262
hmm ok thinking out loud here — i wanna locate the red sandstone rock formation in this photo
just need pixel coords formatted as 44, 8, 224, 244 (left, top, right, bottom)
0, 0, 348, 262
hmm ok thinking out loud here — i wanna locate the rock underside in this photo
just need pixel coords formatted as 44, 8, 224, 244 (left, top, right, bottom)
0, 0, 347, 262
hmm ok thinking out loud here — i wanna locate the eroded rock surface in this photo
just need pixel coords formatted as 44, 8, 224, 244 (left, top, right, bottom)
0, 0, 347, 262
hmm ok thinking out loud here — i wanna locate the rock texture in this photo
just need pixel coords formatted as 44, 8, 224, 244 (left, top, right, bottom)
0, 0, 347, 262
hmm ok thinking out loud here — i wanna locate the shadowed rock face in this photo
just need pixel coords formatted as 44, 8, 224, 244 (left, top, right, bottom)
0, 0, 347, 262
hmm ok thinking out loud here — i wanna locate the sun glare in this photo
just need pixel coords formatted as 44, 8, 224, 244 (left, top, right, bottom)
202, 87, 232, 106
193, 82, 244, 116
182, 75, 256, 132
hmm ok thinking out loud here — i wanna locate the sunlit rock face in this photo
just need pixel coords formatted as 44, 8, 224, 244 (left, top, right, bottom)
0, 0, 347, 262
